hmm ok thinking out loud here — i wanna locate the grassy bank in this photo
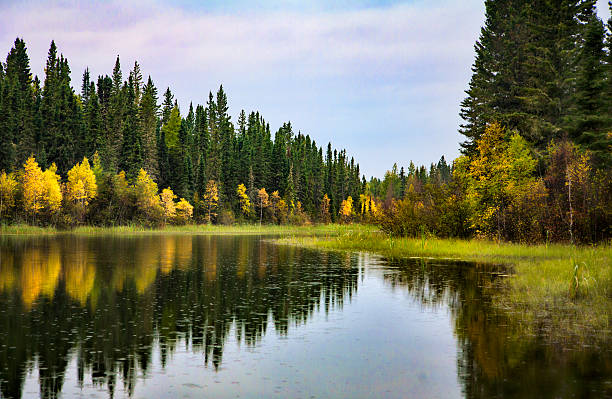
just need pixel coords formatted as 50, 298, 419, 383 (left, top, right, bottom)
277, 227, 611, 344
0, 222, 369, 236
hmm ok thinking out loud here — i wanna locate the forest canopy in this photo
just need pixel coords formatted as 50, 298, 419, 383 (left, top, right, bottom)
0, 0, 611, 242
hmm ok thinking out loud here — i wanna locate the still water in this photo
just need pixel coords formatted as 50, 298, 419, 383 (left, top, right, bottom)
0, 234, 610, 398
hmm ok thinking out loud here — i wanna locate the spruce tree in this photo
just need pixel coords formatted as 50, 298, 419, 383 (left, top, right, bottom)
566, 12, 611, 165
5, 38, 35, 169
119, 75, 143, 179
140, 76, 160, 178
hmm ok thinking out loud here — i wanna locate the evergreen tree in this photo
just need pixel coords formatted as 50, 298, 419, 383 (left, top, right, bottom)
460, 0, 594, 153
119, 75, 143, 179
161, 87, 174, 125
105, 55, 124, 171
139, 76, 160, 178
5, 38, 35, 169
566, 12, 611, 166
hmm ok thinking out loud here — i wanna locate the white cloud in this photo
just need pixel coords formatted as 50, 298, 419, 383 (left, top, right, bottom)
0, 0, 485, 177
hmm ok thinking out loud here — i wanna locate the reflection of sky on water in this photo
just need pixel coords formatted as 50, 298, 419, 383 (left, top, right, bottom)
3, 235, 611, 398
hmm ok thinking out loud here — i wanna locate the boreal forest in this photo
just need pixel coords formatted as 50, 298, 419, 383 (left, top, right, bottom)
0, 0, 611, 243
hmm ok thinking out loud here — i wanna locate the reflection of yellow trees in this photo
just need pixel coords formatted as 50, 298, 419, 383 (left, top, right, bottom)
63, 244, 96, 306
159, 237, 176, 275
174, 236, 192, 271
20, 244, 61, 308
204, 237, 217, 281
134, 242, 159, 294
160, 236, 193, 274
0, 250, 15, 291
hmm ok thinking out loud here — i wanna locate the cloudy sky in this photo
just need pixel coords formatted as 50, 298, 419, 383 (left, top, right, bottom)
1, 0, 610, 178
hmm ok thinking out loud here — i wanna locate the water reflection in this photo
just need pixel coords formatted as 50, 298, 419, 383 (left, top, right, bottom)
0, 235, 359, 398
0, 236, 610, 398
382, 258, 612, 398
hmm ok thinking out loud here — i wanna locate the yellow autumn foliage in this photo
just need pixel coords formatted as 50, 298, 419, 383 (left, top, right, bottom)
42, 163, 62, 214
21, 156, 45, 218
133, 169, 163, 221
161, 187, 177, 222
0, 171, 18, 218
175, 198, 194, 224
66, 157, 97, 206
236, 183, 251, 216
203, 180, 219, 222
339, 196, 354, 223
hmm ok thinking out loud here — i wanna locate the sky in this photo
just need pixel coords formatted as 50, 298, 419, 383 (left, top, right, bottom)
1, 0, 610, 178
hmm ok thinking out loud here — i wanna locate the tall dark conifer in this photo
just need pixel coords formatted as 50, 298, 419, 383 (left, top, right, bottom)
139, 76, 159, 177
119, 76, 143, 179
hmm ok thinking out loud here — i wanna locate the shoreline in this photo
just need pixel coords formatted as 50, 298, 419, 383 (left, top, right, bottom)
2, 223, 610, 344
274, 228, 611, 346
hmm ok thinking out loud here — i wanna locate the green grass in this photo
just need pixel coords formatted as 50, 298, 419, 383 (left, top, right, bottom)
277, 227, 612, 344
0, 222, 367, 236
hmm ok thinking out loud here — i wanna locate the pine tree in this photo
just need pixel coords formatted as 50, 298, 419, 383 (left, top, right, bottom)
460, 0, 594, 153
566, 12, 611, 166
161, 87, 174, 125
104, 55, 125, 171
140, 76, 160, 178
119, 75, 143, 179
5, 38, 35, 169
85, 84, 103, 157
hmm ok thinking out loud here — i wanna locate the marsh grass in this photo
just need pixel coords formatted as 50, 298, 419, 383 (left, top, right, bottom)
277, 227, 612, 344
0, 222, 368, 237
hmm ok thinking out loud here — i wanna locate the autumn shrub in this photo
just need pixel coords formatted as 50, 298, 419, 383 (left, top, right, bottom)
218, 209, 235, 225
174, 198, 194, 224
289, 201, 310, 225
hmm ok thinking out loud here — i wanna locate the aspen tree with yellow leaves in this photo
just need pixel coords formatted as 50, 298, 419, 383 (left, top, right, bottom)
41, 163, 63, 218
269, 190, 281, 224
203, 180, 219, 223
65, 157, 97, 222
320, 194, 331, 224
66, 157, 97, 207
161, 188, 177, 224
175, 198, 194, 224
257, 188, 269, 225
236, 183, 251, 219
339, 196, 353, 224
133, 169, 163, 223
0, 172, 18, 220
21, 156, 46, 223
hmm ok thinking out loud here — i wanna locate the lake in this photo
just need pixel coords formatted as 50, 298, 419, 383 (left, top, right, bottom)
0, 234, 610, 398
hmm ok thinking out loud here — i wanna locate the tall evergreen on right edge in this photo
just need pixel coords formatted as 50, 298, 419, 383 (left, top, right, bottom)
459, 0, 611, 164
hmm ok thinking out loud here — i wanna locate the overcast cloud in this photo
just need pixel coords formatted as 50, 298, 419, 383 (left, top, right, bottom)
1, 0, 610, 177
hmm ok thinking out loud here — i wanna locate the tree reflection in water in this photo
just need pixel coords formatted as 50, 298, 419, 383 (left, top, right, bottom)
382, 257, 612, 399
0, 235, 358, 398
0, 237, 611, 398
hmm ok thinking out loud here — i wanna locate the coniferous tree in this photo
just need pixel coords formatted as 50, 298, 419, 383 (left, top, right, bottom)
139, 76, 160, 178
4, 38, 35, 169
119, 75, 143, 179
0, 37, 367, 225
104, 55, 124, 171
161, 87, 174, 125
460, 0, 594, 153
566, 12, 611, 166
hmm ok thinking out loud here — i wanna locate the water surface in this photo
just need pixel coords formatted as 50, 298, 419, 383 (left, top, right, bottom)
0, 234, 610, 398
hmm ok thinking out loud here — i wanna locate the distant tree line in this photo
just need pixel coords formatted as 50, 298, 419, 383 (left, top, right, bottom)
368, 1, 611, 243
0, 39, 363, 226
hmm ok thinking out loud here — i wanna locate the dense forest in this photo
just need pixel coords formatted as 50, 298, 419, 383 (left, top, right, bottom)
367, 0, 611, 243
0, 40, 363, 226
0, 0, 611, 243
